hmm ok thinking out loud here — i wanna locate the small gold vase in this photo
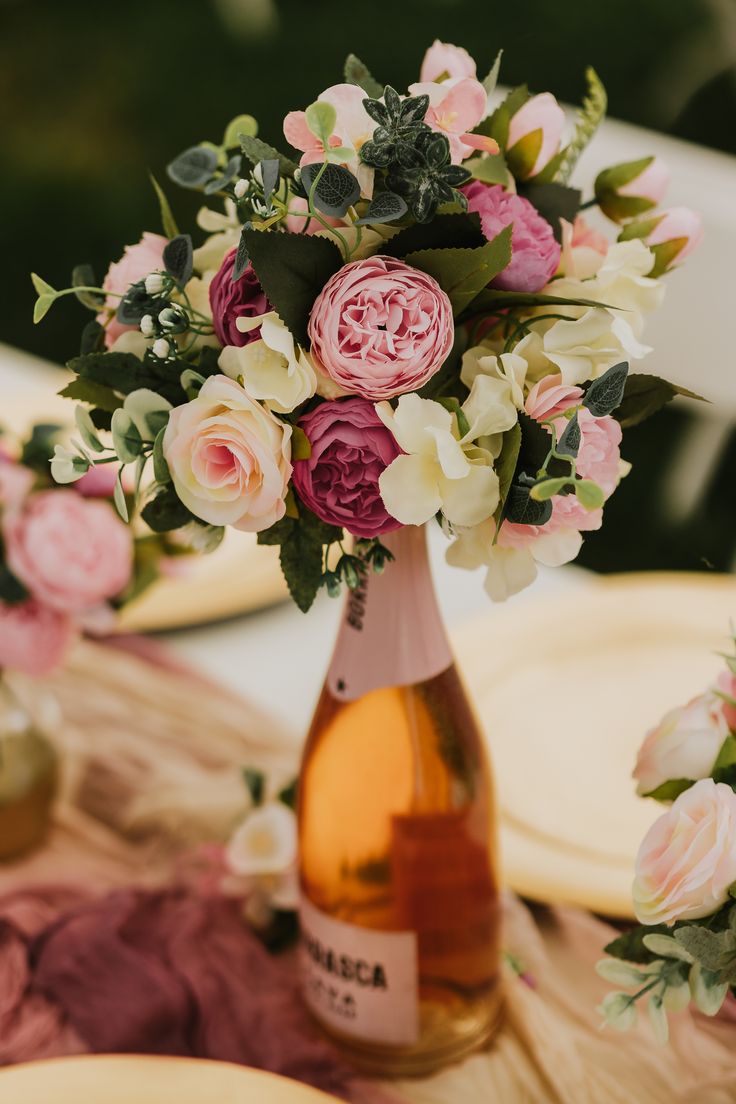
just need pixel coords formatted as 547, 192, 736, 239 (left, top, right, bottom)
0, 674, 58, 861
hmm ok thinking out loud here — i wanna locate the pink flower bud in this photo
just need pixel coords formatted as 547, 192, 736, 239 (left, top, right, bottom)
420, 40, 476, 83
595, 157, 670, 223
506, 93, 566, 179
621, 206, 703, 276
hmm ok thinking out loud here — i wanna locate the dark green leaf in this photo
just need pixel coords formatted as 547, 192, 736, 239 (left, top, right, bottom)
643, 778, 694, 802
278, 777, 298, 810
141, 485, 194, 533
674, 925, 736, 981
203, 154, 241, 195
518, 182, 581, 243
116, 282, 160, 326
149, 173, 179, 238
152, 427, 170, 484
167, 145, 219, 189
614, 374, 706, 429
493, 423, 522, 524
279, 527, 324, 612
260, 159, 280, 208
300, 162, 361, 218
605, 924, 669, 964
405, 225, 512, 315
354, 191, 407, 225
67, 351, 185, 405
466, 288, 616, 317
80, 320, 105, 355
243, 766, 265, 806
504, 483, 553, 525
240, 134, 298, 177
0, 564, 30, 605
58, 377, 124, 413
384, 213, 485, 257
163, 234, 193, 286
232, 226, 251, 282
343, 53, 383, 98
72, 264, 105, 310
556, 412, 581, 457
244, 229, 343, 346
583, 362, 629, 417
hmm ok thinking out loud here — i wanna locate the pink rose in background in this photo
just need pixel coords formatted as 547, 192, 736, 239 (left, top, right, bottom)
716, 669, 736, 731
4, 490, 132, 614
409, 78, 490, 163
640, 207, 704, 273
571, 407, 622, 497
209, 250, 270, 348
506, 93, 566, 179
633, 691, 730, 797
463, 182, 561, 292
0, 600, 73, 677
74, 464, 119, 498
307, 255, 454, 401
498, 492, 602, 554
0, 459, 33, 511
595, 157, 670, 223
97, 232, 168, 348
283, 83, 376, 197
571, 216, 608, 255
525, 374, 583, 420
420, 40, 476, 82
618, 157, 670, 205
293, 397, 402, 539
633, 779, 736, 925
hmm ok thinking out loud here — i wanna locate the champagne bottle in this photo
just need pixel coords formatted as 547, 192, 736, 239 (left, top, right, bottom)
298, 525, 502, 1076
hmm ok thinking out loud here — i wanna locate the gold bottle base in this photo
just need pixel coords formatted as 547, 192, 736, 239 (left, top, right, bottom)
308, 986, 505, 1078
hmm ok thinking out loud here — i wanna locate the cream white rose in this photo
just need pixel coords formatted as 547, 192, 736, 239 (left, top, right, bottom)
376, 392, 503, 528
225, 801, 298, 878
219, 313, 317, 414
634, 691, 730, 797
163, 375, 292, 532
633, 779, 736, 925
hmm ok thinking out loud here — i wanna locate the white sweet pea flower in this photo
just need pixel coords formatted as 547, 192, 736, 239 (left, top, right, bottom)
460, 349, 527, 410
225, 801, 297, 878
516, 307, 649, 387
193, 200, 240, 274
376, 393, 500, 528
219, 312, 317, 414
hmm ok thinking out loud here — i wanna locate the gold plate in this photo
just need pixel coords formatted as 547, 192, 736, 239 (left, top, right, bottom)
0, 1055, 340, 1104
454, 572, 736, 918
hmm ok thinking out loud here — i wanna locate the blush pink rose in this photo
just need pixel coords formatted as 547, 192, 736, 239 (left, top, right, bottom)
525, 374, 583, 420
74, 464, 119, 498
307, 256, 454, 401
633, 779, 736, 925
292, 397, 402, 539
97, 232, 168, 348
4, 490, 133, 614
208, 249, 271, 348
420, 40, 477, 82
572, 407, 622, 497
633, 690, 730, 797
644, 206, 704, 269
716, 670, 736, 731
0, 599, 73, 676
462, 182, 561, 293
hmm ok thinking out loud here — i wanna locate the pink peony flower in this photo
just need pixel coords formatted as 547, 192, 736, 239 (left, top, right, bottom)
571, 407, 622, 497
0, 599, 73, 676
498, 492, 602, 553
293, 397, 402, 539
506, 93, 566, 179
74, 464, 119, 498
633, 779, 736, 924
420, 40, 477, 82
97, 232, 168, 348
208, 249, 270, 348
463, 182, 561, 292
307, 255, 454, 401
633, 690, 730, 797
409, 78, 491, 163
283, 83, 376, 197
4, 490, 133, 614
0, 459, 34, 512
525, 374, 583, 420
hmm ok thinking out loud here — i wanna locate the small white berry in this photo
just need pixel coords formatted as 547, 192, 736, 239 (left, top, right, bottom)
252, 163, 263, 186
234, 178, 249, 199
152, 338, 170, 360
140, 314, 154, 337
145, 273, 164, 295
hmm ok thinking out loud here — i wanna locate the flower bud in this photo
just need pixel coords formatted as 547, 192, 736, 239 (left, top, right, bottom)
140, 313, 155, 337
144, 272, 164, 295
595, 156, 670, 223
506, 93, 566, 180
158, 306, 188, 333
620, 206, 703, 277
152, 337, 170, 360
234, 178, 249, 199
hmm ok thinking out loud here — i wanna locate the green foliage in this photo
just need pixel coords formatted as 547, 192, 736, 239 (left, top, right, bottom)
149, 174, 179, 238
574, 479, 605, 510
72, 264, 105, 310
614, 373, 705, 428
113, 468, 128, 522
518, 182, 581, 242
386, 131, 470, 223
481, 50, 503, 99
300, 162, 361, 218
476, 84, 529, 146
19, 422, 62, 472
305, 101, 336, 146
384, 212, 484, 257
240, 134, 298, 177
257, 508, 342, 613
0, 564, 30, 605
582, 361, 629, 416
465, 152, 511, 187
556, 412, 580, 457
243, 766, 265, 806
354, 191, 408, 226
162, 234, 193, 285
167, 145, 219, 189
504, 481, 553, 525
605, 923, 669, 964
243, 228, 342, 346
141, 485, 194, 532
493, 422, 522, 525
643, 778, 693, 802
674, 917, 736, 984
59, 377, 123, 413
152, 427, 170, 484
556, 68, 607, 185
405, 226, 512, 315
343, 53, 383, 98
66, 350, 186, 406
223, 114, 257, 149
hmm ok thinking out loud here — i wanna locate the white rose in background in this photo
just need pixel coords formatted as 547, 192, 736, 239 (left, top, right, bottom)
226, 801, 297, 878
633, 691, 731, 796
633, 779, 736, 925
376, 390, 515, 528
219, 312, 317, 414
163, 375, 292, 532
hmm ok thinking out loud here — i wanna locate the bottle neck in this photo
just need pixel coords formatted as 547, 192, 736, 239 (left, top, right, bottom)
326, 525, 453, 702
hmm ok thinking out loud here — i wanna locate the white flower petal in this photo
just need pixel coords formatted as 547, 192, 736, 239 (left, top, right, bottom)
379, 454, 442, 525
439, 463, 499, 527
484, 545, 537, 601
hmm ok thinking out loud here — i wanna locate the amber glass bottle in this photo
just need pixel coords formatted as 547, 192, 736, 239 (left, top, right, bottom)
298, 525, 502, 1076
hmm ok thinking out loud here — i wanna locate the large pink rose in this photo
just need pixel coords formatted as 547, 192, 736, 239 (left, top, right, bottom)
208, 250, 270, 348
463, 182, 561, 292
97, 232, 168, 348
0, 600, 73, 676
4, 490, 133, 614
293, 397, 402, 539
633, 779, 736, 924
307, 256, 454, 401
525, 374, 583, 420
633, 690, 730, 797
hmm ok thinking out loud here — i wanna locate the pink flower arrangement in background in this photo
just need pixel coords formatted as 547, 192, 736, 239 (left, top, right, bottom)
463, 182, 561, 292
209, 251, 271, 348
307, 255, 454, 400
293, 397, 402, 539
97, 232, 167, 347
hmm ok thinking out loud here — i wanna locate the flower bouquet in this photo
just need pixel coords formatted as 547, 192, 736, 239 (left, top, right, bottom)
598, 639, 736, 1042
33, 41, 703, 609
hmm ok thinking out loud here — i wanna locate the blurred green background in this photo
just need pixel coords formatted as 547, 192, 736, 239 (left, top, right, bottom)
2, 0, 735, 574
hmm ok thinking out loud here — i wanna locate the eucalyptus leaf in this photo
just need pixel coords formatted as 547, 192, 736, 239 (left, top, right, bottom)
113, 467, 129, 522
111, 409, 143, 463
223, 113, 258, 149
72, 264, 105, 310
354, 191, 408, 225
163, 234, 193, 286
167, 145, 219, 189
300, 162, 361, 218
240, 134, 298, 177
260, 158, 280, 208
74, 405, 105, 453
583, 361, 629, 417
343, 53, 383, 98
152, 427, 170, 484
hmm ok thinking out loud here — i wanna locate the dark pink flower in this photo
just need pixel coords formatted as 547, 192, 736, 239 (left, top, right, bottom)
209, 249, 270, 348
0, 599, 73, 676
462, 182, 561, 292
292, 397, 402, 539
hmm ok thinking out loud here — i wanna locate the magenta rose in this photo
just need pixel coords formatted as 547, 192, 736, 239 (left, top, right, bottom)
292, 398, 402, 538
463, 182, 561, 292
209, 250, 270, 348
307, 255, 454, 401
4, 490, 133, 614
0, 600, 73, 676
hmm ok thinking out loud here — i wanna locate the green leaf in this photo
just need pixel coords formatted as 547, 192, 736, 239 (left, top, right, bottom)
163, 234, 193, 286
642, 778, 693, 802
33, 293, 56, 323
493, 422, 522, 525
113, 467, 129, 522
31, 272, 55, 298
59, 377, 123, 413
149, 174, 179, 238
242, 766, 265, 806
279, 526, 324, 613
465, 153, 510, 187
476, 84, 530, 146
291, 425, 312, 461
518, 182, 582, 242
383, 212, 485, 257
481, 50, 503, 99
467, 288, 619, 316
556, 67, 607, 185
20, 423, 62, 471
674, 925, 736, 981
0, 564, 30, 605
530, 476, 571, 501
71, 264, 105, 310
574, 479, 605, 511
614, 374, 706, 429
223, 114, 258, 149
354, 191, 408, 225
406, 225, 512, 315
714, 734, 736, 773
504, 482, 553, 525
604, 924, 669, 964
152, 426, 170, 484
243, 228, 343, 346
506, 128, 544, 180
74, 405, 105, 453
67, 350, 185, 405
556, 412, 581, 457
260, 159, 280, 208
343, 53, 383, 98
141, 485, 194, 532
300, 162, 361, 218
240, 134, 298, 177
167, 145, 219, 189
277, 777, 298, 810
111, 409, 143, 463
583, 361, 629, 417
305, 101, 337, 146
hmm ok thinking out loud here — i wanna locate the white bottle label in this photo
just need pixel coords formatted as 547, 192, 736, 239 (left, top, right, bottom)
299, 895, 419, 1046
